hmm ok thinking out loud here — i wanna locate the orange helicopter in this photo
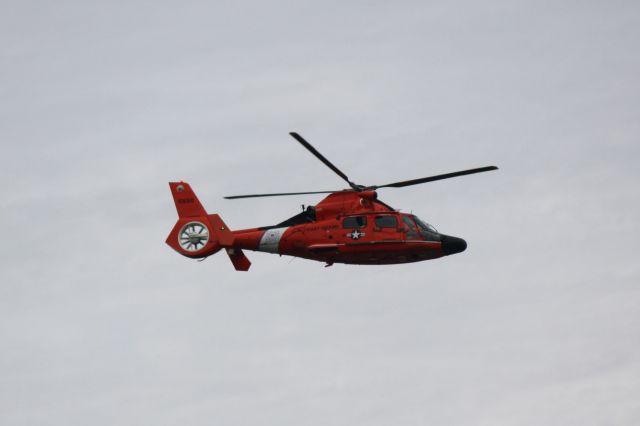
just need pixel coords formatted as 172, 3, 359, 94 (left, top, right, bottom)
166, 132, 498, 271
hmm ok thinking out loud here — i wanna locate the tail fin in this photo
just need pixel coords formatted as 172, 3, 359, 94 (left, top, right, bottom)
166, 182, 251, 271
169, 181, 207, 218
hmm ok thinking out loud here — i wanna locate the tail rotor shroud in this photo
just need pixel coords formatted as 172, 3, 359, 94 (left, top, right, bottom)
178, 221, 210, 252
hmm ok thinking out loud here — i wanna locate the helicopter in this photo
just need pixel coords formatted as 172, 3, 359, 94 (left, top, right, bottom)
166, 132, 498, 271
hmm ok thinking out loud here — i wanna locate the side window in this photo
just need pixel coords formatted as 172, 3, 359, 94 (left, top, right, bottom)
343, 216, 367, 228
402, 215, 419, 239
375, 215, 398, 228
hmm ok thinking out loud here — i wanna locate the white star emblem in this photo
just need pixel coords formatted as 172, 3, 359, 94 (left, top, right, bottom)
347, 229, 365, 239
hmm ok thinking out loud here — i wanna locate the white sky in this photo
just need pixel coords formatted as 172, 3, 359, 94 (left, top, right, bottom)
1, 1, 639, 425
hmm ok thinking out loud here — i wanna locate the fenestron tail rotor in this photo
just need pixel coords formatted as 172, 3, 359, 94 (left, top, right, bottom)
223, 132, 498, 200
179, 221, 210, 252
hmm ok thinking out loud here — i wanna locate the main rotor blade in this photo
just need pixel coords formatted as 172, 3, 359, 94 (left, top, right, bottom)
289, 132, 359, 190
224, 190, 338, 200
371, 166, 498, 189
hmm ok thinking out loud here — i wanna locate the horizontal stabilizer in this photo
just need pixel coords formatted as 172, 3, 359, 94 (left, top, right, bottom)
226, 248, 251, 271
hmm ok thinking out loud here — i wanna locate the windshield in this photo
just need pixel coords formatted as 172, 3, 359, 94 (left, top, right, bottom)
414, 217, 437, 233
414, 216, 440, 241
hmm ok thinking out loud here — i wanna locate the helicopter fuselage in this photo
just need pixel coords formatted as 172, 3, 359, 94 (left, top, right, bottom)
169, 189, 467, 267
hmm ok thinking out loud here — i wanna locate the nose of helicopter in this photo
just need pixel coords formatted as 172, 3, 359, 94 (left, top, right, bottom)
440, 235, 467, 255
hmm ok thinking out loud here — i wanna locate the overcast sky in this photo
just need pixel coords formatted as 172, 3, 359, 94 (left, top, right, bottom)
1, 1, 639, 425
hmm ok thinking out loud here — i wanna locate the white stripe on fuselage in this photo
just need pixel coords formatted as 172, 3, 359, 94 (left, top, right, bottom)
258, 227, 288, 254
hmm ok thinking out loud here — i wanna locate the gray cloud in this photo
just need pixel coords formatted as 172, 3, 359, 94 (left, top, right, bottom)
1, 0, 639, 425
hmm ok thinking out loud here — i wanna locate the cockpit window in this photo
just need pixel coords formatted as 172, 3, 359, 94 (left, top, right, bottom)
343, 216, 367, 228
414, 217, 440, 241
415, 217, 438, 234
375, 215, 398, 228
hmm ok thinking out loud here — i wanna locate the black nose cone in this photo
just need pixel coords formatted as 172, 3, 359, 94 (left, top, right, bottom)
441, 235, 467, 255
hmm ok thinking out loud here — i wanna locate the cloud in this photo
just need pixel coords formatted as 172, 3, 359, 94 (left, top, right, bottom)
1, 1, 639, 425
